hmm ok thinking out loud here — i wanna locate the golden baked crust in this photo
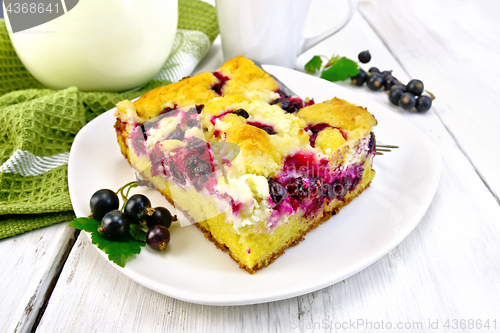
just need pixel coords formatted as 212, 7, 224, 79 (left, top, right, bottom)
118, 56, 279, 122
297, 97, 377, 141
217, 56, 279, 95
133, 72, 219, 120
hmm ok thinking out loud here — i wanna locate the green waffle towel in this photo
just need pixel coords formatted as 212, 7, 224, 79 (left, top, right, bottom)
0, 0, 219, 239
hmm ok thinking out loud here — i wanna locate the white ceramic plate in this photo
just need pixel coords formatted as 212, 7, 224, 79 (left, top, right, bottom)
68, 65, 441, 306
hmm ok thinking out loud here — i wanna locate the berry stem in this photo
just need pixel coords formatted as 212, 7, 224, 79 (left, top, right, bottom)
320, 55, 330, 63
116, 181, 136, 196
323, 55, 339, 70
425, 90, 436, 101
116, 181, 138, 210
124, 184, 136, 201
315, 55, 332, 72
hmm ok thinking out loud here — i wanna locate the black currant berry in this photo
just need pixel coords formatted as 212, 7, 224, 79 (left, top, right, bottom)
330, 180, 343, 200
323, 183, 336, 200
350, 69, 367, 86
368, 131, 376, 152
286, 177, 308, 201
124, 194, 152, 224
399, 92, 417, 110
331, 176, 352, 200
415, 95, 432, 113
146, 207, 173, 229
249, 123, 276, 135
234, 108, 249, 119
90, 189, 119, 221
196, 104, 205, 114
146, 226, 170, 252
366, 74, 384, 91
380, 70, 392, 79
406, 79, 424, 96
343, 176, 354, 192
368, 67, 380, 74
186, 137, 209, 155
168, 125, 185, 141
185, 154, 212, 190
284, 99, 303, 114
358, 50, 371, 63
394, 83, 407, 92
269, 179, 287, 205
388, 86, 405, 105
98, 210, 130, 241
384, 76, 399, 91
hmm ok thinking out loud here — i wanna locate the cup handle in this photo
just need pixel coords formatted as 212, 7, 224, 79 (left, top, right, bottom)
300, 0, 358, 54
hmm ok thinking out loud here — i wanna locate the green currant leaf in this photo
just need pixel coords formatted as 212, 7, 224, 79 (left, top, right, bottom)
70, 215, 146, 268
320, 57, 359, 82
69, 217, 100, 233
304, 55, 323, 74
130, 224, 147, 242
91, 231, 145, 268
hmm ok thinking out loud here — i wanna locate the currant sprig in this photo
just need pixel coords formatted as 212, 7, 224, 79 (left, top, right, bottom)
305, 50, 436, 113
71, 180, 178, 267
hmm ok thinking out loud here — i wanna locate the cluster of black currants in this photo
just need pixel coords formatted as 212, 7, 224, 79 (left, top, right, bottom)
352, 50, 434, 113
89, 184, 175, 251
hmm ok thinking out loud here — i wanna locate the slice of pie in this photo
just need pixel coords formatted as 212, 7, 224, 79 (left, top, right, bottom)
114, 56, 377, 274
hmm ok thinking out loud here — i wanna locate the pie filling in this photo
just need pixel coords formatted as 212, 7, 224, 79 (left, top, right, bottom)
123, 101, 375, 234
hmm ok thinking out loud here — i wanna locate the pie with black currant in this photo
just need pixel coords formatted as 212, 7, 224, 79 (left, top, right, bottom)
114, 56, 377, 274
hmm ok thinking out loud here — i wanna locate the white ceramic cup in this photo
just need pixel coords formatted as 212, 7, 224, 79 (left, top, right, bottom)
4, 0, 178, 92
215, 0, 357, 68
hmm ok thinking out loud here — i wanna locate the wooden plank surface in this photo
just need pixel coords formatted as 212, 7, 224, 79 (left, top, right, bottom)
34, 3, 500, 332
0, 223, 77, 333
357, 0, 500, 202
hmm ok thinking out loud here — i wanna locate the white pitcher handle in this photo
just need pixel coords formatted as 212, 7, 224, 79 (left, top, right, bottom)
301, 0, 358, 54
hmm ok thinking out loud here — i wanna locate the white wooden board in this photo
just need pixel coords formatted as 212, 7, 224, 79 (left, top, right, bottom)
34, 3, 500, 332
